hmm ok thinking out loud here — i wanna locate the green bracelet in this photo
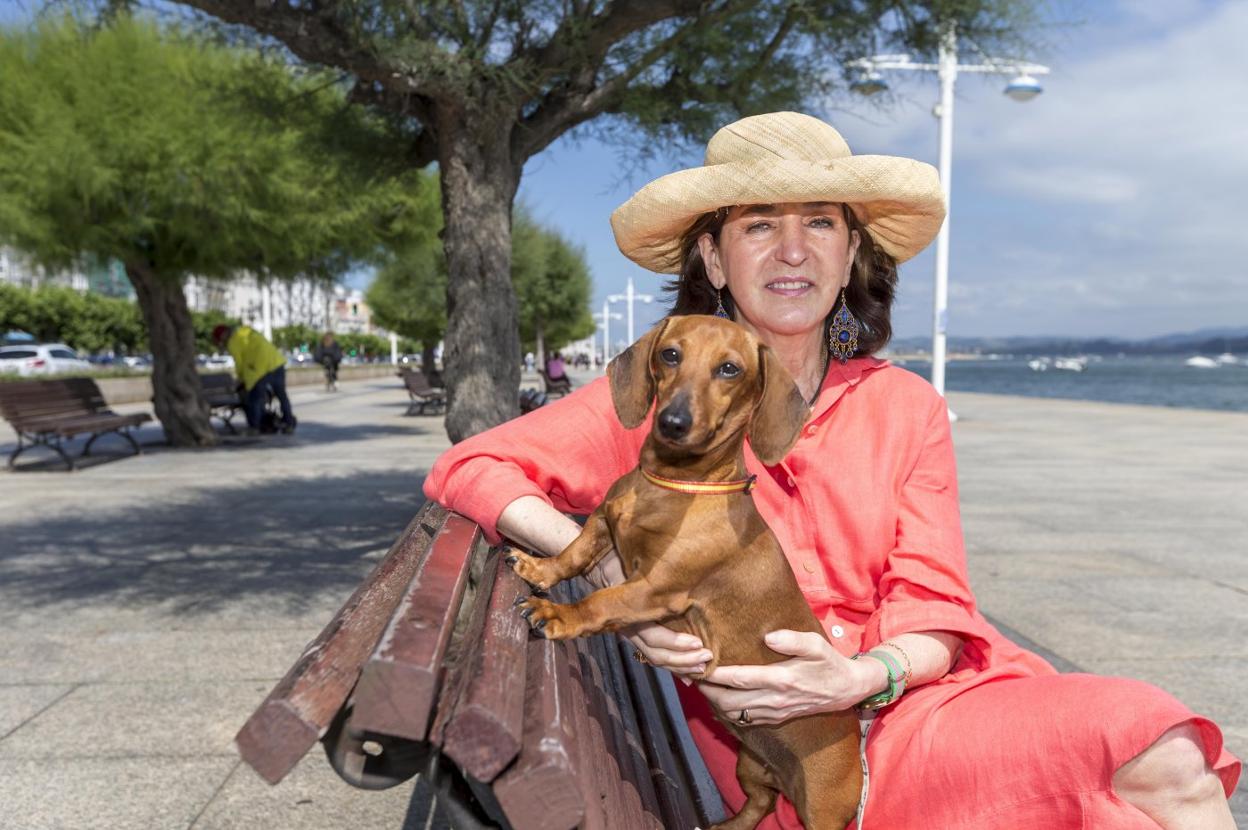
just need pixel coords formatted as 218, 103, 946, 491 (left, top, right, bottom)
852, 650, 907, 710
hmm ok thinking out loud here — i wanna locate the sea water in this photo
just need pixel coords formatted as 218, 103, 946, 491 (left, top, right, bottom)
893, 355, 1248, 413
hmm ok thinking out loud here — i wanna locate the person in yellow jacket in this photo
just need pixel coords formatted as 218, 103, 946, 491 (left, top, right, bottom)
211, 324, 296, 434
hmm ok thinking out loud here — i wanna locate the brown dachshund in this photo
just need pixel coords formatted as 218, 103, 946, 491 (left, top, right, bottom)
508, 315, 862, 830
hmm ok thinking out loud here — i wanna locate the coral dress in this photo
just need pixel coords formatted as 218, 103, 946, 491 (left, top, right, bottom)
424, 357, 1240, 828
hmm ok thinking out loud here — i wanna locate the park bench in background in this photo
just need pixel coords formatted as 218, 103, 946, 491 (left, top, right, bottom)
400, 370, 448, 416
0, 377, 152, 470
538, 368, 573, 397
200, 372, 243, 434
235, 501, 725, 830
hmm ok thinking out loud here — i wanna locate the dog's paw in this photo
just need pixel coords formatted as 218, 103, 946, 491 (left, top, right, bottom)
504, 549, 560, 591
514, 597, 578, 639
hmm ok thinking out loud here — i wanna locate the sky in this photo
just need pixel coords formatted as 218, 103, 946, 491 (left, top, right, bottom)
2, 0, 1243, 345
515, 0, 1248, 344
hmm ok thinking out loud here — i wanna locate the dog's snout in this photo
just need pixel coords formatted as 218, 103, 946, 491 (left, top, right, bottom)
658, 400, 692, 440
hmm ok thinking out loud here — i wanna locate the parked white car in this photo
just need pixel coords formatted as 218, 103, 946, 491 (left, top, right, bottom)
0, 343, 95, 376
203, 354, 235, 370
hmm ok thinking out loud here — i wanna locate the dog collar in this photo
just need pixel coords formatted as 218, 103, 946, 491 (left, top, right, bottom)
641, 468, 757, 495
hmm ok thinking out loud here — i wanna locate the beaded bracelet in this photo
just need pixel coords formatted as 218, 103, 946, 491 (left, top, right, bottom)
851, 650, 907, 710
880, 640, 914, 683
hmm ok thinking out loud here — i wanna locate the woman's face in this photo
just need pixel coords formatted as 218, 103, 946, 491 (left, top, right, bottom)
698, 202, 859, 341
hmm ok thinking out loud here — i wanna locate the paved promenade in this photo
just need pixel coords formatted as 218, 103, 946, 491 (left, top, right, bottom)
0, 371, 1243, 828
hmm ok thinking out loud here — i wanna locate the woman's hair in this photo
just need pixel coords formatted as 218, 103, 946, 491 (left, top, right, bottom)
664, 204, 899, 356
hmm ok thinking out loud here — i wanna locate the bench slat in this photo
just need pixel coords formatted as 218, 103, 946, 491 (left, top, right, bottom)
596, 632, 667, 826
350, 513, 480, 740
435, 551, 530, 782
619, 641, 705, 830
565, 636, 611, 830
492, 637, 586, 830
234, 502, 447, 784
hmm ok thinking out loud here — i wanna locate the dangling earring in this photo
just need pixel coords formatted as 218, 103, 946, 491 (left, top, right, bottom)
828, 289, 860, 364
714, 288, 730, 319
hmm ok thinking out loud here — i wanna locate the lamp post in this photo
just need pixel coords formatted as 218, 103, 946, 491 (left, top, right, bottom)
606, 276, 654, 348
850, 26, 1049, 403
595, 302, 623, 363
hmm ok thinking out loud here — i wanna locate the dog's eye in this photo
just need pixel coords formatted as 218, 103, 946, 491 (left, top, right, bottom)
659, 348, 680, 366
717, 362, 741, 378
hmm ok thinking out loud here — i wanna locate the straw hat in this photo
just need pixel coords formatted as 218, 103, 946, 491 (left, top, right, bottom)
610, 112, 946, 272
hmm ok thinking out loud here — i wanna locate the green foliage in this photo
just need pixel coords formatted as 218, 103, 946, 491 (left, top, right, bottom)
0, 283, 145, 354
365, 173, 448, 347
511, 209, 595, 352
337, 331, 389, 358
0, 14, 431, 285
190, 308, 241, 355
272, 323, 321, 353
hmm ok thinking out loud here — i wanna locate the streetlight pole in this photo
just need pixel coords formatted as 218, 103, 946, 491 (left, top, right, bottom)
595, 302, 622, 363
606, 276, 654, 347
849, 27, 1049, 405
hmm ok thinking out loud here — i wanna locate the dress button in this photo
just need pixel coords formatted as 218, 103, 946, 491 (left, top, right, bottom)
786, 476, 796, 487
802, 561, 815, 573
830, 625, 845, 639
806, 426, 818, 436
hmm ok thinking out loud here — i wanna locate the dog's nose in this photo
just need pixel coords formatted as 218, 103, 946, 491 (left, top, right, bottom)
658, 404, 692, 440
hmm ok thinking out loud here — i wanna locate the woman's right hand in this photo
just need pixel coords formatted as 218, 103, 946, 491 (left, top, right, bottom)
587, 548, 712, 679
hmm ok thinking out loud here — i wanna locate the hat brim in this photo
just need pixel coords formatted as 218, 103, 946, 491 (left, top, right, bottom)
611, 156, 946, 272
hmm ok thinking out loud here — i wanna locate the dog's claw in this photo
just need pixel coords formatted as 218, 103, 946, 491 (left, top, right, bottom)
513, 595, 526, 607
504, 556, 518, 566
519, 607, 532, 619
532, 589, 549, 599
534, 619, 547, 630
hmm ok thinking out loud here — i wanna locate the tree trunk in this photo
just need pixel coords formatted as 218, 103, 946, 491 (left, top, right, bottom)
421, 341, 438, 384
125, 262, 218, 447
435, 104, 522, 443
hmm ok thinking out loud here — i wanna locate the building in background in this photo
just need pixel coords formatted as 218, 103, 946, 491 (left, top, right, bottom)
0, 247, 88, 292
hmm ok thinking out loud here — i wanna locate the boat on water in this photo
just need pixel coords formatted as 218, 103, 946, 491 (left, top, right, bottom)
1054, 357, 1088, 372
1185, 356, 1219, 369
1027, 357, 1050, 372
1215, 352, 1240, 365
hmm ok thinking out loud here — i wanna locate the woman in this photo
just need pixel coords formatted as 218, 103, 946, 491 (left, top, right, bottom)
314, 332, 343, 392
425, 112, 1239, 828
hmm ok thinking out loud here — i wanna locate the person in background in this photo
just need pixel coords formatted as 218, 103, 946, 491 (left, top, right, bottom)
544, 350, 567, 381
211, 324, 295, 434
314, 332, 343, 392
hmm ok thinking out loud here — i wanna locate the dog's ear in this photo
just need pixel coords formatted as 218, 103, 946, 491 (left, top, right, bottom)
748, 344, 810, 465
608, 318, 671, 429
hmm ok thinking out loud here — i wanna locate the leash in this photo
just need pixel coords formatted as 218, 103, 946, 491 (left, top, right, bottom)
640, 468, 757, 495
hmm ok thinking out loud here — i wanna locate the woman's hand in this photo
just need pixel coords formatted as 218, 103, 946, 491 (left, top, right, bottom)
698, 630, 884, 725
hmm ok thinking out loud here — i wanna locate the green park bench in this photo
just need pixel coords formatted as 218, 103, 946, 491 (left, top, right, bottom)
235, 501, 725, 829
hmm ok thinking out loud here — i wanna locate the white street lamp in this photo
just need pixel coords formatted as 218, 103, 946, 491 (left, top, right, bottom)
849, 26, 1050, 409
595, 301, 622, 363
606, 276, 654, 347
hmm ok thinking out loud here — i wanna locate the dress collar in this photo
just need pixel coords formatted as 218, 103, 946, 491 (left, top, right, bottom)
809, 356, 890, 420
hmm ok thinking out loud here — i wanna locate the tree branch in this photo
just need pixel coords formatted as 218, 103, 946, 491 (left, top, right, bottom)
346, 80, 439, 167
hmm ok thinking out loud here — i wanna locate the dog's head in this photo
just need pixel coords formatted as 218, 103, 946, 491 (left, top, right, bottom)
607, 316, 809, 465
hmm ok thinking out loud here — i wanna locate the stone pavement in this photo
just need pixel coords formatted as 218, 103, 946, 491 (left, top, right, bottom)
0, 371, 1243, 828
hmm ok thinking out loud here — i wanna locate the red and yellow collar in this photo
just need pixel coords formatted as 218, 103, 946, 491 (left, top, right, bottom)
641, 468, 757, 495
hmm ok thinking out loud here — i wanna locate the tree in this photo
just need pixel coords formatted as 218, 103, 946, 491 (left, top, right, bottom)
0, 15, 426, 445
0, 283, 146, 354
160, 0, 1043, 441
366, 173, 448, 378
512, 211, 595, 360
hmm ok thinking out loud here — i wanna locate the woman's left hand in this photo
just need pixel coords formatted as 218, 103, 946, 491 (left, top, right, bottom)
699, 630, 880, 725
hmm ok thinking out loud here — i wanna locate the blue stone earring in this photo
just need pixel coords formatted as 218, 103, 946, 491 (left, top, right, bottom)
829, 289, 860, 364
714, 288, 730, 319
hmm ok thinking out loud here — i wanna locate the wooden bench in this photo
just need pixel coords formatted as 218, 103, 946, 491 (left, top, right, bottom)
538, 368, 573, 397
399, 370, 448, 416
235, 501, 725, 829
0, 377, 152, 470
200, 373, 243, 434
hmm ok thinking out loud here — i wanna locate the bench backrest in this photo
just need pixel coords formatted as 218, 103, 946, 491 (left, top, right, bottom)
200, 373, 235, 392
0, 378, 110, 431
403, 371, 441, 396
236, 502, 724, 829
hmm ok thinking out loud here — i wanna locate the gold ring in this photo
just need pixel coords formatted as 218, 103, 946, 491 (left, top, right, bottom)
631, 649, 649, 664
737, 709, 752, 725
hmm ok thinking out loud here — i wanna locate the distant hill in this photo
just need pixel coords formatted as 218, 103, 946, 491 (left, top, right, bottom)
889, 326, 1248, 356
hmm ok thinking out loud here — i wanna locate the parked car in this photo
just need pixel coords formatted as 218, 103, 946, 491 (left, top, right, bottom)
203, 354, 235, 370
0, 343, 94, 376
121, 355, 152, 369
